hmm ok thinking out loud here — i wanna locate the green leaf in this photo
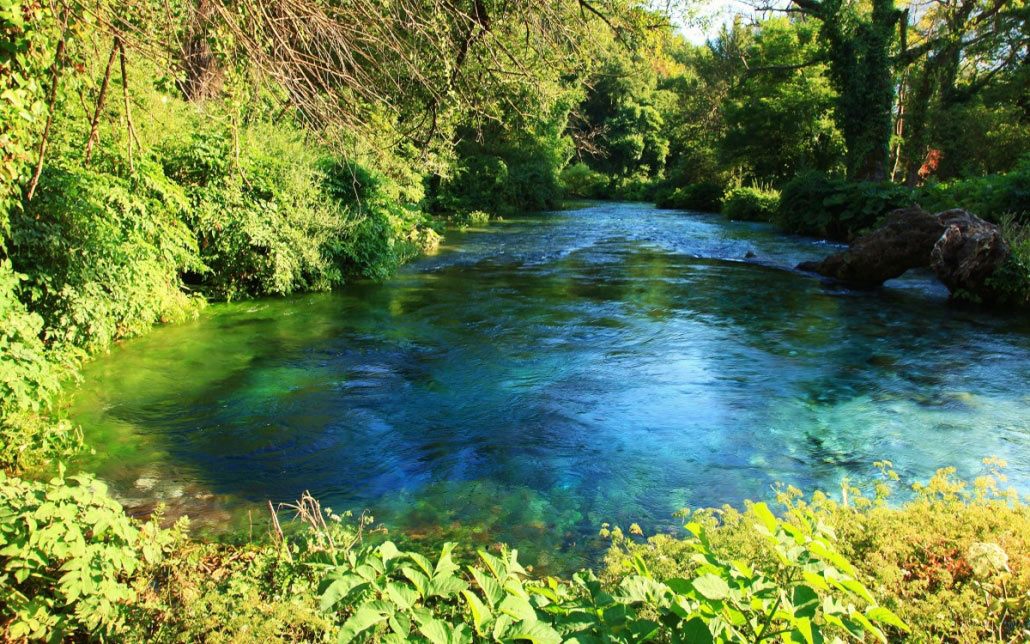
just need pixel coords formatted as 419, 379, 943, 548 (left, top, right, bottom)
791, 616, 814, 644
865, 606, 909, 632
471, 567, 504, 607
386, 582, 419, 610
678, 616, 713, 644
691, 574, 730, 601
427, 573, 468, 598
337, 605, 388, 644
461, 589, 493, 634
791, 585, 819, 619
415, 614, 451, 644
504, 619, 563, 644
752, 502, 777, 534
378, 541, 401, 562
320, 574, 366, 611
807, 541, 858, 578
498, 593, 537, 622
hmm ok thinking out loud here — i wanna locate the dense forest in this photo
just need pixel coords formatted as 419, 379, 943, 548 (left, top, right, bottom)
2, 0, 1030, 641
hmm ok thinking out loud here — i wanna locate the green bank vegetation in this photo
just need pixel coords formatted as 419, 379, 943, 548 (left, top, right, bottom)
2, 0, 1030, 641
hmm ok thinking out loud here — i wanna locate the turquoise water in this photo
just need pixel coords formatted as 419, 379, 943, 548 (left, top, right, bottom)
71, 202, 1030, 570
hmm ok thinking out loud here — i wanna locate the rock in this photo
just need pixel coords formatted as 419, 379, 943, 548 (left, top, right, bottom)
796, 206, 945, 286
931, 209, 1010, 303
744, 250, 757, 259
796, 206, 1012, 305
134, 476, 158, 490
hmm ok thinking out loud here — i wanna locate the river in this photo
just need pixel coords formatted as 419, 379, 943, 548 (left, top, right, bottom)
70, 201, 1030, 570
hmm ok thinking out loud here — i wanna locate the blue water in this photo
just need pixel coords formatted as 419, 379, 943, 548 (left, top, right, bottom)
71, 202, 1030, 569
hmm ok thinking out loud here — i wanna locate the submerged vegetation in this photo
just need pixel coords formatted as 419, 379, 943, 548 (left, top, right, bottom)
2, 0, 1030, 639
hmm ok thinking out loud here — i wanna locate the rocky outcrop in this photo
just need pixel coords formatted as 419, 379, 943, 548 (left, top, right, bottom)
796, 207, 947, 287
797, 206, 1011, 304
930, 209, 1010, 303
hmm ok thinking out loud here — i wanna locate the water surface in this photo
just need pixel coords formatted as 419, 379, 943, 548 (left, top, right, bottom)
71, 202, 1030, 569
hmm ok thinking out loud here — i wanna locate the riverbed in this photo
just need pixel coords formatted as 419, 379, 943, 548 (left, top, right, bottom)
70, 202, 1030, 570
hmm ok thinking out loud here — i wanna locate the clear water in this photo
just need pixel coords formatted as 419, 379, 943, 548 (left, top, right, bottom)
70, 202, 1030, 570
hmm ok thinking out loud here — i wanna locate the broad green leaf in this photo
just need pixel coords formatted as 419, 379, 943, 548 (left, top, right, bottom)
337, 606, 387, 644
677, 616, 713, 644
807, 541, 858, 578
865, 606, 909, 632
471, 567, 504, 607
752, 502, 777, 535
498, 593, 537, 622
415, 614, 451, 644
401, 566, 429, 597
461, 589, 493, 633
434, 542, 460, 578
319, 575, 366, 612
378, 541, 401, 562
691, 574, 730, 601
791, 585, 819, 619
504, 619, 563, 644
386, 581, 418, 610
791, 616, 814, 644
427, 573, 468, 598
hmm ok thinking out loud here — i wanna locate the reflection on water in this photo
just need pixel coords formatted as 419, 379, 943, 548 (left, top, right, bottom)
71, 202, 1030, 570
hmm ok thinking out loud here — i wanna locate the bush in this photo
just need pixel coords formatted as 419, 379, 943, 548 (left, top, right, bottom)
0, 262, 80, 472
776, 172, 913, 241
655, 182, 725, 212
604, 461, 1030, 644
983, 215, 1030, 308
10, 160, 203, 350
560, 162, 610, 199
0, 470, 178, 642
721, 186, 780, 221
916, 157, 1030, 224
161, 129, 346, 299
129, 494, 898, 644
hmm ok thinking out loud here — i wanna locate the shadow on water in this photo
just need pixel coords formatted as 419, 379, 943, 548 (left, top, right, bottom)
70, 202, 1030, 572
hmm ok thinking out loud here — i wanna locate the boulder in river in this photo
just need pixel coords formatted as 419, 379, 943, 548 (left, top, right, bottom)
796, 206, 945, 287
797, 206, 1011, 304
931, 209, 1010, 304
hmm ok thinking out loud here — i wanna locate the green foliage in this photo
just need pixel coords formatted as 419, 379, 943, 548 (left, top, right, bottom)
11, 159, 202, 350
983, 215, 1030, 309
160, 128, 344, 299
430, 95, 575, 217
721, 186, 780, 222
720, 18, 844, 184
575, 54, 671, 183
606, 462, 1030, 643
312, 504, 897, 644
776, 172, 913, 241
0, 261, 80, 473
655, 182, 725, 213
0, 1, 60, 239
560, 162, 610, 199
916, 157, 1030, 225
0, 469, 178, 642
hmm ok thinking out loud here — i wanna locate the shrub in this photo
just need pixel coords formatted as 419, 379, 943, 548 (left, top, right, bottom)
10, 160, 203, 350
560, 162, 610, 199
655, 182, 725, 212
323, 160, 431, 280
721, 186, 780, 221
776, 172, 913, 241
0, 262, 81, 472
916, 156, 1030, 224
0, 470, 179, 642
161, 129, 345, 299
983, 214, 1030, 308
604, 461, 1030, 644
